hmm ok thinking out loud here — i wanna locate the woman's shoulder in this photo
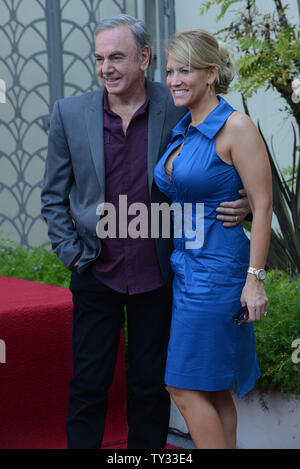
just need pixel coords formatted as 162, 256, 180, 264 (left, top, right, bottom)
227, 110, 253, 129
222, 111, 259, 144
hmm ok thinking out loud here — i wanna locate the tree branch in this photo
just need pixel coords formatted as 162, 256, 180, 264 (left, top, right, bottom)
273, 0, 288, 27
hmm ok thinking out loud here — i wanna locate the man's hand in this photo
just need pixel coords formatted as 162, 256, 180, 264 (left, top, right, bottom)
216, 189, 251, 227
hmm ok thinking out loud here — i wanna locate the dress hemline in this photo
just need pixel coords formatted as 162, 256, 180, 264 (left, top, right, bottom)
165, 371, 260, 399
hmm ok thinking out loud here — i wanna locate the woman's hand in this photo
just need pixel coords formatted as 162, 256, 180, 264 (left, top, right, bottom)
240, 274, 268, 322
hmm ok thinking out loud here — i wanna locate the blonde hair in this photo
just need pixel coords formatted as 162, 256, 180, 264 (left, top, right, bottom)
167, 29, 235, 94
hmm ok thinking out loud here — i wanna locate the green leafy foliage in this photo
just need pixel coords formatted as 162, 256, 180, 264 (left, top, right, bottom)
258, 122, 300, 275
200, 0, 300, 127
200, 0, 251, 21
0, 237, 71, 288
254, 271, 300, 396
235, 27, 300, 99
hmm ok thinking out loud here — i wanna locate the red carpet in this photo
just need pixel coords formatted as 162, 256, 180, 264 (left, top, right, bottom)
0, 276, 180, 450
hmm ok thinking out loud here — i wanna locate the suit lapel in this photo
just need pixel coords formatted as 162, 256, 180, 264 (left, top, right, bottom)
85, 88, 106, 196
147, 83, 166, 194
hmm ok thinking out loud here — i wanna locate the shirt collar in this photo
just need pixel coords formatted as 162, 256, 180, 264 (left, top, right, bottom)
103, 81, 150, 117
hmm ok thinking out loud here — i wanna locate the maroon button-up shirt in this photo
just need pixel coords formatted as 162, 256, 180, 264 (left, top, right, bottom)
92, 88, 165, 294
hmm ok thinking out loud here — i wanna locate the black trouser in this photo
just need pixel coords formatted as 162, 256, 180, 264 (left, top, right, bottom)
66, 268, 172, 449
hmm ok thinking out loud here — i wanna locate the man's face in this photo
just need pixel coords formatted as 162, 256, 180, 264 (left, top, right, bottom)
95, 26, 149, 98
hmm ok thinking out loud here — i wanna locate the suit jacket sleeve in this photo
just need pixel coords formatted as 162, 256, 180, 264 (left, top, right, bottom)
41, 100, 82, 269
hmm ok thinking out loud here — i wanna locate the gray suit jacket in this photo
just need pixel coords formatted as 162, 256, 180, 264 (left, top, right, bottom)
41, 81, 186, 291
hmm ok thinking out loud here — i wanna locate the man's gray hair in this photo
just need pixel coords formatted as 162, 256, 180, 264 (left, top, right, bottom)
95, 14, 152, 62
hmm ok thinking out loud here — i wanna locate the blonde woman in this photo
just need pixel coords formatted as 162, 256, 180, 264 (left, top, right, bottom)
154, 29, 272, 449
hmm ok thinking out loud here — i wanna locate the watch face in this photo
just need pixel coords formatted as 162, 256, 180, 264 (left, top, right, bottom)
257, 270, 266, 280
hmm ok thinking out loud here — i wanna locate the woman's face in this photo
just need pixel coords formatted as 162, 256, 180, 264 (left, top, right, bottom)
166, 56, 216, 108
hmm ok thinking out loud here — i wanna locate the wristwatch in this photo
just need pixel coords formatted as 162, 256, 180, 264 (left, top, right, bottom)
247, 267, 266, 280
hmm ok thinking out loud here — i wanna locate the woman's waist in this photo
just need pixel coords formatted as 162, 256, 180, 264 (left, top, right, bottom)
173, 216, 249, 247
170, 248, 249, 278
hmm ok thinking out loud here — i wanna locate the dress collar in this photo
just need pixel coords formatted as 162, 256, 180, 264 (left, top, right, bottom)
171, 96, 235, 140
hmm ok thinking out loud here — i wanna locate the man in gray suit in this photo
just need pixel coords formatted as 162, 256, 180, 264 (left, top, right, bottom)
41, 14, 249, 449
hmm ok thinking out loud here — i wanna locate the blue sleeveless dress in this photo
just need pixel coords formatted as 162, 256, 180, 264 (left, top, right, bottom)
154, 97, 260, 398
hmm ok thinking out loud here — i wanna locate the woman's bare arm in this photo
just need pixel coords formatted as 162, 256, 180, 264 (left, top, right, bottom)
228, 112, 273, 321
